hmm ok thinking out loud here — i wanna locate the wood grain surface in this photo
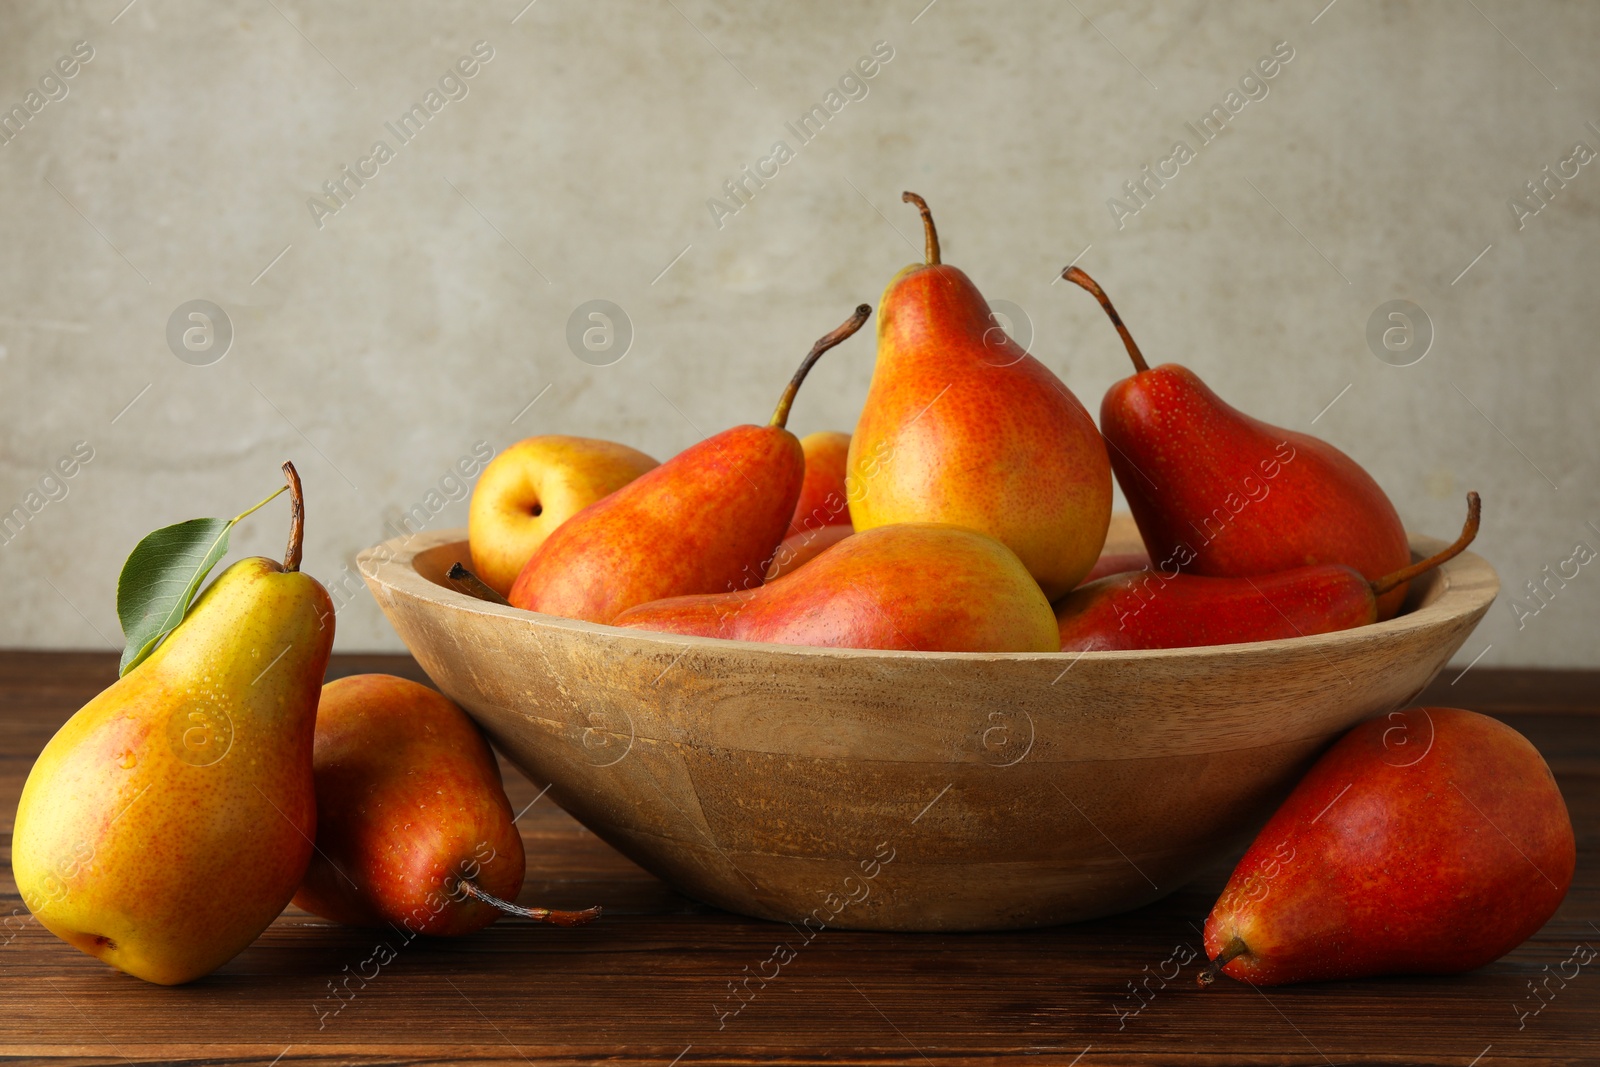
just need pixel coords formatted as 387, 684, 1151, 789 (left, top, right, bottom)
0, 653, 1594, 1066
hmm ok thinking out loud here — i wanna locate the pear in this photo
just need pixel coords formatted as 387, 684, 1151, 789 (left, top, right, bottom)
849, 193, 1112, 599
1064, 267, 1414, 618
469, 435, 658, 596
11, 463, 333, 985
510, 306, 871, 624
614, 522, 1059, 653
1078, 550, 1152, 587
293, 675, 598, 935
1057, 493, 1479, 651
766, 523, 854, 581
1199, 707, 1574, 986
790, 430, 853, 535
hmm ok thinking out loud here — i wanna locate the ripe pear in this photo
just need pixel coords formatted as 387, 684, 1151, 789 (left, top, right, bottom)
293, 675, 598, 935
766, 523, 854, 581
790, 430, 853, 535
11, 463, 333, 985
849, 193, 1111, 599
1200, 707, 1574, 987
614, 522, 1059, 653
1064, 267, 1413, 618
1057, 493, 1479, 651
1077, 550, 1152, 587
510, 306, 871, 624
469, 435, 658, 596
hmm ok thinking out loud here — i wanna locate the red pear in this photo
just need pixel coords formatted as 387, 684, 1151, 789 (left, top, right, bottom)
1077, 549, 1152, 587
1200, 707, 1574, 986
1064, 268, 1413, 619
614, 523, 1059, 653
510, 306, 870, 623
293, 675, 598, 936
1057, 494, 1478, 651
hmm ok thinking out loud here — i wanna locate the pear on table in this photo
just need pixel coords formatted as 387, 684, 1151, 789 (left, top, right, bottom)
510, 305, 871, 624
293, 674, 598, 935
1065, 267, 1414, 618
10, 463, 333, 985
849, 193, 1112, 599
1199, 707, 1574, 986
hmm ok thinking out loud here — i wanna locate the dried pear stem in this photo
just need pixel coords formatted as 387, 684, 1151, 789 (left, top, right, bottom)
281, 461, 304, 573
1370, 492, 1480, 597
1061, 266, 1149, 374
458, 880, 601, 927
902, 191, 941, 265
447, 563, 512, 606
769, 304, 872, 429
1197, 935, 1250, 987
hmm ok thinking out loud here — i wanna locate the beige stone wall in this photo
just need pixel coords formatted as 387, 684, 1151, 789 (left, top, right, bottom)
1, 0, 1595, 665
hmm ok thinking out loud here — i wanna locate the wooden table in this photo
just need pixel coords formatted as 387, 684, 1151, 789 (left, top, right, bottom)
2, 653, 1594, 1066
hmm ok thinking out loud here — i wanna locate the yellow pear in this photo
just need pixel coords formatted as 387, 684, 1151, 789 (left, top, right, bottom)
11, 464, 334, 984
469, 435, 659, 595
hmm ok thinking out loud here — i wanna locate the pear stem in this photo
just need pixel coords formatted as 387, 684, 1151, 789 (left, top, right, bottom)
1197, 935, 1250, 987
281, 461, 304, 573
769, 304, 872, 429
1370, 491, 1480, 598
457, 879, 602, 927
447, 562, 512, 606
1061, 266, 1150, 374
902, 191, 940, 265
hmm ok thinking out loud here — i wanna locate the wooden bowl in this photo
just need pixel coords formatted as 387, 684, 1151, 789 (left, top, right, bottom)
357, 518, 1497, 932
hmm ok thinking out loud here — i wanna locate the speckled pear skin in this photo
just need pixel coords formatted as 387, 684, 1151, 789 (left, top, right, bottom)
11, 556, 333, 985
1203, 708, 1574, 985
1102, 364, 1413, 620
508, 424, 805, 625
848, 261, 1112, 600
615, 523, 1060, 653
292, 674, 527, 936
790, 430, 853, 535
1056, 563, 1379, 652
508, 307, 868, 625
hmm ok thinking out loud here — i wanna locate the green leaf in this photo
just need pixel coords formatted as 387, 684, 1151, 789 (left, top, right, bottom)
116, 518, 235, 676
115, 484, 287, 676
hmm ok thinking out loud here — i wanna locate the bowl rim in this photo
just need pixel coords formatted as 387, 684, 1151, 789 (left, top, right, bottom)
357, 526, 1499, 663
